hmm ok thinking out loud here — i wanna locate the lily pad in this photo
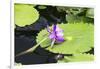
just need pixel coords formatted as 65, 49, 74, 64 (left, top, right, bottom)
86, 8, 94, 18
38, 6, 47, 9
14, 4, 39, 27
37, 23, 94, 54
58, 53, 94, 63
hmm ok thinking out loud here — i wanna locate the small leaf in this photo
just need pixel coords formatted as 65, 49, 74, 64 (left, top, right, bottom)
37, 23, 94, 54
66, 14, 88, 23
15, 4, 39, 27
69, 8, 84, 15
38, 6, 47, 9
86, 8, 94, 18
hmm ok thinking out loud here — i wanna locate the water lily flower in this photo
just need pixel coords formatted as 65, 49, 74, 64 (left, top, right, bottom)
16, 24, 65, 56
47, 24, 64, 47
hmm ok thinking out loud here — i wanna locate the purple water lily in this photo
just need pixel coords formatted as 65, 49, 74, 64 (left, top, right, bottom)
47, 24, 64, 45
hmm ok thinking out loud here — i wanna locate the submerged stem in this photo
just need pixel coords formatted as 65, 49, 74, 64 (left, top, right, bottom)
16, 37, 48, 57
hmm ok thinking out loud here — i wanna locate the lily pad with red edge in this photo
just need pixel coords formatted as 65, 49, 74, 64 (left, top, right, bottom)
37, 23, 94, 54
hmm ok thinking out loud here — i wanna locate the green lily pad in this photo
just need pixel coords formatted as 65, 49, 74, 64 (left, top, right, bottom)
86, 8, 94, 18
58, 53, 94, 63
38, 6, 47, 9
14, 4, 39, 27
37, 23, 94, 54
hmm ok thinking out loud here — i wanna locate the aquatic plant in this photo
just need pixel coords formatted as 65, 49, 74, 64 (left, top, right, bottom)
37, 23, 94, 54
15, 4, 39, 27
15, 4, 94, 64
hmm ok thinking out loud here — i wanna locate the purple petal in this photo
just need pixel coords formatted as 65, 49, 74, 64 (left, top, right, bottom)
53, 24, 56, 32
49, 32, 56, 39
55, 25, 62, 32
56, 31, 64, 37
55, 36, 64, 43
48, 24, 64, 44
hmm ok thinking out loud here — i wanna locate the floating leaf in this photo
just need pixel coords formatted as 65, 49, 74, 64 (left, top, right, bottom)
66, 14, 92, 23
56, 7, 85, 14
58, 53, 94, 63
69, 8, 85, 15
37, 23, 94, 54
86, 8, 94, 18
14, 4, 39, 27
56, 6, 93, 23
38, 5, 47, 9
56, 6, 68, 12
66, 14, 79, 23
